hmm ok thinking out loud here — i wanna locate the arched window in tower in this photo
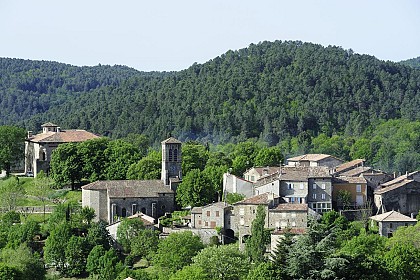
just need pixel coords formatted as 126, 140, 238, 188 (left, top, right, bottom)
173, 149, 178, 162
121, 208, 127, 218
169, 148, 173, 161
42, 151, 46, 161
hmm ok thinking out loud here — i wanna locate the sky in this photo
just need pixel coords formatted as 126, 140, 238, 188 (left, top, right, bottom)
1, 0, 419, 71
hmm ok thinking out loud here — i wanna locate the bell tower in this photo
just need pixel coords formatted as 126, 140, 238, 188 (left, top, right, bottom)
161, 137, 182, 187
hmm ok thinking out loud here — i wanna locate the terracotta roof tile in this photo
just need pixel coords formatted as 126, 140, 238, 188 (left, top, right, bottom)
287, 154, 332, 162
161, 137, 182, 144
333, 176, 367, 184
370, 211, 417, 222
29, 130, 99, 143
339, 166, 372, 177
256, 166, 331, 186
234, 192, 278, 205
335, 159, 365, 173
271, 203, 308, 211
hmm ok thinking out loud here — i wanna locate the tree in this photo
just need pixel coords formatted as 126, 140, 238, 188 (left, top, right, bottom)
384, 243, 420, 280
0, 177, 25, 211
87, 221, 112, 250
202, 165, 227, 201
246, 205, 267, 263
50, 143, 83, 189
176, 169, 215, 207
116, 218, 144, 253
170, 265, 208, 280
192, 244, 249, 280
246, 262, 278, 280
131, 229, 159, 260
254, 146, 284, 167
104, 139, 141, 180
123, 133, 150, 158
44, 222, 71, 271
86, 245, 106, 276
225, 193, 245, 204
182, 142, 209, 175
65, 236, 89, 276
0, 126, 25, 177
0, 263, 21, 280
337, 190, 352, 210
79, 206, 96, 227
126, 150, 161, 180
97, 249, 123, 280
31, 170, 53, 221
78, 137, 110, 182
153, 231, 204, 272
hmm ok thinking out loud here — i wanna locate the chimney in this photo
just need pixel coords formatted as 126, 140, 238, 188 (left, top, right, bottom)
27, 131, 33, 138
56, 127, 61, 132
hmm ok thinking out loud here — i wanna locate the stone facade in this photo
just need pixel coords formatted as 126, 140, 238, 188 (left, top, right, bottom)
25, 122, 99, 176
287, 154, 344, 168
223, 173, 254, 198
244, 167, 280, 183
191, 202, 232, 229
374, 171, 420, 216
370, 211, 417, 237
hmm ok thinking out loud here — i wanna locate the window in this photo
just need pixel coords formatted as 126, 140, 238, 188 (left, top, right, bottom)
300, 183, 304, 189
321, 183, 326, 190
173, 149, 178, 161
312, 184, 317, 190
132, 204, 137, 214
198, 220, 202, 225
216, 211, 220, 217
206, 211, 210, 217
251, 176, 255, 181
356, 185, 362, 193
389, 223, 393, 228
288, 183, 294, 189
169, 149, 173, 161
321, 193, 326, 200
312, 193, 317, 199
290, 197, 295, 203
121, 208, 127, 218
205, 221, 208, 227
239, 208, 244, 216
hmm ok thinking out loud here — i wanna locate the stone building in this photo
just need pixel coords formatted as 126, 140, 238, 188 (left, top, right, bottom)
332, 176, 368, 209
82, 137, 182, 224
370, 210, 417, 237
223, 173, 254, 198
82, 180, 175, 223
255, 166, 333, 213
190, 202, 232, 229
243, 166, 280, 183
25, 122, 99, 176
374, 171, 420, 216
286, 154, 344, 168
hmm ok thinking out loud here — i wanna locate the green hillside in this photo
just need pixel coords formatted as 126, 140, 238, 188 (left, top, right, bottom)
1, 41, 420, 145
400, 56, 420, 69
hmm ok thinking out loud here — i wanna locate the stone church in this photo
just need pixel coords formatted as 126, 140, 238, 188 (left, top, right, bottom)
82, 137, 182, 224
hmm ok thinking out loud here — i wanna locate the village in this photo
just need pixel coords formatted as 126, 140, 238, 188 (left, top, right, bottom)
24, 122, 420, 255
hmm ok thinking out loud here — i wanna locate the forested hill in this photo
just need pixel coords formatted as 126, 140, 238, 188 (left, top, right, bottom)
0, 58, 167, 125
400, 56, 420, 69
2, 41, 420, 144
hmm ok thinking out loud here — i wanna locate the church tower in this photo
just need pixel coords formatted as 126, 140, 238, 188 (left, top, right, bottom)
161, 137, 182, 187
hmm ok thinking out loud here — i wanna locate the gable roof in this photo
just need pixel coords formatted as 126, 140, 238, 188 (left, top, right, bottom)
335, 159, 365, 173
370, 211, 417, 222
332, 176, 367, 184
202, 201, 230, 209
235, 192, 278, 205
82, 180, 173, 198
41, 122, 58, 127
374, 171, 419, 194
29, 129, 99, 143
255, 166, 331, 187
339, 166, 372, 177
287, 154, 333, 162
161, 137, 182, 144
246, 166, 280, 176
270, 203, 308, 211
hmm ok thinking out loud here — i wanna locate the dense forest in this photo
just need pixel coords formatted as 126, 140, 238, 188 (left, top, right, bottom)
0, 58, 166, 125
1, 41, 420, 172
400, 56, 420, 69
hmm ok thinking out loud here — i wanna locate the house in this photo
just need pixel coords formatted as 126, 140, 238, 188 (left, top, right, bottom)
82, 137, 182, 224
370, 210, 417, 237
255, 166, 333, 213
332, 176, 368, 209
106, 212, 156, 239
82, 180, 175, 223
286, 154, 344, 169
223, 172, 254, 198
374, 171, 420, 216
25, 122, 99, 177
190, 202, 232, 229
333, 159, 366, 175
243, 166, 280, 183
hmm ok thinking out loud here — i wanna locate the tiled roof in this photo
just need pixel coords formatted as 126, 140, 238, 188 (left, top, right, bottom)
161, 137, 182, 144
126, 213, 155, 226
287, 154, 332, 162
370, 211, 417, 222
335, 159, 365, 173
339, 166, 372, 177
248, 166, 280, 176
202, 201, 230, 209
29, 130, 99, 143
82, 180, 173, 198
271, 203, 308, 211
374, 171, 419, 194
255, 166, 331, 186
191, 207, 202, 214
41, 122, 58, 127
235, 192, 278, 205
333, 176, 367, 184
